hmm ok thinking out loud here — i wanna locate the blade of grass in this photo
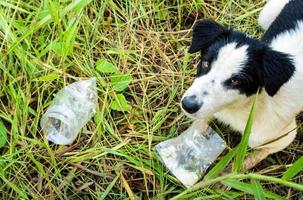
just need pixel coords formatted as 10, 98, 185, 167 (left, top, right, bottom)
0, 121, 8, 148
27, 153, 47, 178
97, 174, 119, 200
282, 156, 303, 181
222, 179, 285, 200
234, 91, 258, 172
251, 179, 265, 200
234, 7, 262, 21
120, 172, 135, 200
0, 169, 28, 199
204, 146, 238, 180
0, 1, 29, 13
182, 52, 190, 71
171, 173, 303, 200
248, 173, 303, 191
3, 0, 93, 56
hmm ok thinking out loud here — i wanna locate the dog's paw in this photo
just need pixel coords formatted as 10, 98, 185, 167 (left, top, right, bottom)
243, 149, 270, 170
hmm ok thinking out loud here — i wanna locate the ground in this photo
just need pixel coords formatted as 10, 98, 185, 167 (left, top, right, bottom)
0, 0, 302, 199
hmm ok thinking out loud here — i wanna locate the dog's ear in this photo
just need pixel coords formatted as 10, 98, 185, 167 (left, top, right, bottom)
188, 19, 229, 53
262, 48, 295, 96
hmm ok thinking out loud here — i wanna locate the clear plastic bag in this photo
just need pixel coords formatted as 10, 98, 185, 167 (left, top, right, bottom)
41, 78, 98, 145
155, 126, 226, 188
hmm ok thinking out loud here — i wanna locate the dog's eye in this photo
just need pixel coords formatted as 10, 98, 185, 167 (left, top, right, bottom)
202, 61, 209, 68
230, 78, 240, 85
196, 60, 211, 77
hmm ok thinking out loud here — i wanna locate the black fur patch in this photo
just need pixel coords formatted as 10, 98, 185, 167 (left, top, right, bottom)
223, 45, 295, 97
222, 39, 264, 96
189, 20, 295, 96
188, 19, 229, 54
262, 0, 303, 43
262, 48, 295, 96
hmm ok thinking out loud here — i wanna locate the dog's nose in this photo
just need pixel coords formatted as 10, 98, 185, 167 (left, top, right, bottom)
181, 95, 202, 114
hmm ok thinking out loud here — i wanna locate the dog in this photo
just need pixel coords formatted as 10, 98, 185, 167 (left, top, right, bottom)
181, 0, 303, 170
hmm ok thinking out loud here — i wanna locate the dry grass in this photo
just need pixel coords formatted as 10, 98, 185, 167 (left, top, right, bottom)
0, 0, 302, 199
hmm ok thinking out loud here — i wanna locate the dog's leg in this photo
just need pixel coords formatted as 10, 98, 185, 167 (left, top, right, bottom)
258, 0, 289, 30
244, 120, 297, 170
189, 119, 209, 135
220, 120, 297, 173
216, 149, 270, 177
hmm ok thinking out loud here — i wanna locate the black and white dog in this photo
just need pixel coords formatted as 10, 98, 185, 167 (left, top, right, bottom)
181, 0, 303, 170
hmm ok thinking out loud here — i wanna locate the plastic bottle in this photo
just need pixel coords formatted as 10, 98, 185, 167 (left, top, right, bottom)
41, 78, 98, 145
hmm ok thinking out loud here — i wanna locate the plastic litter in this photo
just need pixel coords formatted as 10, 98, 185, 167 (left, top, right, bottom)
155, 126, 226, 188
41, 78, 98, 145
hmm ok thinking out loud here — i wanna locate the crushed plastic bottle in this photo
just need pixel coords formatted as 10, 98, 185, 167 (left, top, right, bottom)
41, 78, 98, 145
155, 126, 226, 188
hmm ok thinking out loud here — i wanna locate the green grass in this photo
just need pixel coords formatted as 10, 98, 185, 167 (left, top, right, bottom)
0, 0, 302, 199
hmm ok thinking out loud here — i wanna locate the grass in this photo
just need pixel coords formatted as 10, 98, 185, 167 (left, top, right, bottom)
0, 0, 302, 199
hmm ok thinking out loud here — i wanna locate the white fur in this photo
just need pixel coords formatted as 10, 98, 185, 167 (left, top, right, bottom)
211, 21, 303, 152
182, 43, 249, 119
183, 5, 303, 157
258, 0, 289, 30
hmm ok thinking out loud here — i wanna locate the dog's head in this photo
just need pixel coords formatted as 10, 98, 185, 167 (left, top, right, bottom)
181, 19, 294, 119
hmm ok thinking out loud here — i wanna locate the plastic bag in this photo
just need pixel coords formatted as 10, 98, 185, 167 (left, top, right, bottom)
41, 78, 98, 145
155, 126, 226, 188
